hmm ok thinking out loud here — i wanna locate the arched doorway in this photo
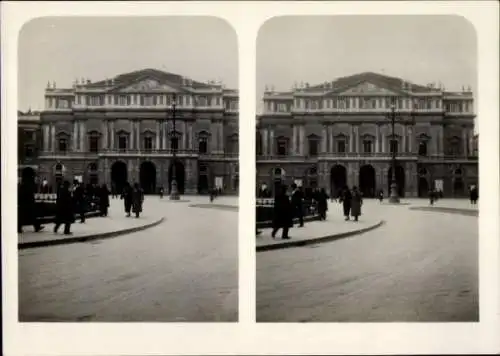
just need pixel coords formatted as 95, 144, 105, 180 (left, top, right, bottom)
359, 165, 376, 197
110, 161, 128, 195
417, 167, 429, 197
139, 161, 157, 194
330, 164, 347, 198
198, 163, 209, 194
168, 160, 185, 194
387, 165, 405, 197
21, 167, 36, 183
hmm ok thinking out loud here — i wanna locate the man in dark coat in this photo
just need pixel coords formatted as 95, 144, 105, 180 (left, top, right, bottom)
73, 182, 86, 223
339, 186, 352, 221
470, 185, 478, 204
54, 180, 74, 235
350, 186, 363, 222
121, 182, 133, 217
291, 184, 304, 227
18, 178, 44, 233
271, 185, 293, 239
316, 188, 329, 221
131, 183, 144, 218
99, 184, 110, 217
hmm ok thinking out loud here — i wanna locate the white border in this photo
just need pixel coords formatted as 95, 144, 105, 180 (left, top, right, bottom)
2, 1, 499, 355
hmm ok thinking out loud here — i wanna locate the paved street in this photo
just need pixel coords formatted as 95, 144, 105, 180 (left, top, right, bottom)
19, 196, 238, 322
257, 199, 478, 322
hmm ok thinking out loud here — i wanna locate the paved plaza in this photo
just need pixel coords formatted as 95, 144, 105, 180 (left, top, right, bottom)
18, 196, 238, 322
257, 199, 478, 322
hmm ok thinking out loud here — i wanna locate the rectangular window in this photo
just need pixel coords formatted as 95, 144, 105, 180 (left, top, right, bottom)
58, 138, 68, 152
118, 136, 128, 151
144, 137, 153, 150
216, 97, 221, 106
178, 95, 184, 106
171, 137, 179, 150
363, 140, 372, 153
199, 138, 208, 154
309, 140, 318, 156
277, 140, 287, 156
337, 140, 346, 153
89, 136, 99, 153
390, 139, 398, 154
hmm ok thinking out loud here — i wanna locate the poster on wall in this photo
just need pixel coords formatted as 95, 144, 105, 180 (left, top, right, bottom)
434, 179, 443, 191
215, 176, 223, 189
294, 179, 303, 187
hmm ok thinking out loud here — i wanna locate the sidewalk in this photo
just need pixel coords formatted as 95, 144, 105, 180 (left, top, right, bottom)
256, 216, 384, 252
19, 199, 165, 249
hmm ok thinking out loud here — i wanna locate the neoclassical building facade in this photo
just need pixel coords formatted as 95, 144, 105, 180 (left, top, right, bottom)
256, 72, 478, 198
32, 68, 239, 194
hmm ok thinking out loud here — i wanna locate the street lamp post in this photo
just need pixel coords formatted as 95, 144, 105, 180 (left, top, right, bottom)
169, 93, 180, 200
388, 102, 400, 203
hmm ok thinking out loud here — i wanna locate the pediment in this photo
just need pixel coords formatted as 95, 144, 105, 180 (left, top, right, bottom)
117, 77, 180, 93
336, 81, 400, 95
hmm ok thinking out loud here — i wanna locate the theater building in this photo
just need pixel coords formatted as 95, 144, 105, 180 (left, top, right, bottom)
34, 68, 239, 194
256, 72, 477, 198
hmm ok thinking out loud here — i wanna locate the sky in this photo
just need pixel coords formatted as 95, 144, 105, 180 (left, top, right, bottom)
257, 15, 477, 113
18, 16, 238, 111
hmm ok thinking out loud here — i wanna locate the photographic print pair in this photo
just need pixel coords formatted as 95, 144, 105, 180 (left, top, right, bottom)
18, 15, 478, 323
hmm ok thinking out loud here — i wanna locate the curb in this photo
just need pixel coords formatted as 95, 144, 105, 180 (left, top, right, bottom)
34, 211, 102, 225
257, 214, 321, 229
409, 206, 478, 216
19, 217, 165, 250
256, 219, 385, 252
189, 204, 238, 211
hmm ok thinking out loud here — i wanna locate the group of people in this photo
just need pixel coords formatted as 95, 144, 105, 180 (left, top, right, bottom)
119, 182, 144, 218
270, 184, 362, 239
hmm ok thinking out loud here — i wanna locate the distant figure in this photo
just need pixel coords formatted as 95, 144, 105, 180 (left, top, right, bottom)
99, 184, 110, 217
121, 182, 133, 217
378, 189, 384, 203
210, 187, 217, 202
469, 185, 478, 205
271, 185, 293, 239
159, 186, 164, 199
73, 182, 86, 223
18, 177, 44, 233
350, 186, 363, 222
291, 184, 304, 227
339, 186, 352, 221
429, 189, 436, 205
131, 183, 144, 218
316, 188, 329, 221
54, 180, 74, 235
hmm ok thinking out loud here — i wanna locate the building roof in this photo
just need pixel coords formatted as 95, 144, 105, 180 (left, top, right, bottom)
302, 71, 439, 94
86, 68, 212, 89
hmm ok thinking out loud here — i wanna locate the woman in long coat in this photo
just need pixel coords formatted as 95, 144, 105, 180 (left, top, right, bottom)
350, 186, 363, 221
131, 183, 144, 218
271, 185, 293, 239
316, 188, 329, 221
339, 186, 352, 221
121, 182, 133, 217
99, 184, 110, 217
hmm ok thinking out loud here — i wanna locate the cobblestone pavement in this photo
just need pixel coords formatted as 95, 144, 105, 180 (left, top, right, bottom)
19, 199, 163, 245
19, 196, 238, 322
257, 199, 478, 322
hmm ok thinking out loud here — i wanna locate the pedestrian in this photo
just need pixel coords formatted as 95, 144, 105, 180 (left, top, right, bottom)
159, 186, 164, 199
121, 182, 133, 217
429, 189, 435, 205
271, 185, 293, 239
316, 187, 329, 221
350, 186, 363, 222
291, 184, 304, 227
131, 183, 144, 218
18, 176, 44, 233
378, 189, 384, 203
54, 180, 74, 235
73, 181, 86, 223
99, 184, 110, 217
210, 187, 216, 202
339, 186, 352, 221
470, 185, 478, 205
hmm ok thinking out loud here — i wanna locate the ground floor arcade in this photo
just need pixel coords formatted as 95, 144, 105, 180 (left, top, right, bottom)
25, 157, 239, 195
256, 160, 478, 198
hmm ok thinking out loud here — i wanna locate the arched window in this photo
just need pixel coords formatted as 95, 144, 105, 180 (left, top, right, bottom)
117, 130, 129, 151
276, 136, 289, 156
169, 130, 181, 150
56, 132, 70, 153
198, 131, 209, 154
88, 131, 100, 153
448, 136, 461, 156
335, 134, 347, 153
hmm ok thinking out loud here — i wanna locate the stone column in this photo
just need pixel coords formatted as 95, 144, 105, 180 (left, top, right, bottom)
218, 122, 224, 152
355, 125, 360, 153
188, 122, 194, 150
468, 128, 474, 156
321, 125, 328, 153
408, 126, 413, 153
102, 120, 108, 150
329, 125, 334, 152
80, 121, 86, 152
292, 125, 297, 155
210, 122, 218, 152
299, 125, 305, 155
162, 122, 167, 150
375, 124, 380, 153
50, 124, 56, 152
43, 125, 49, 151
136, 121, 141, 151
402, 125, 407, 153
262, 128, 269, 155
349, 125, 355, 153
381, 128, 386, 153
130, 121, 135, 150
110, 121, 115, 150
156, 121, 161, 150
269, 129, 275, 155
72, 121, 78, 151
462, 127, 468, 157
